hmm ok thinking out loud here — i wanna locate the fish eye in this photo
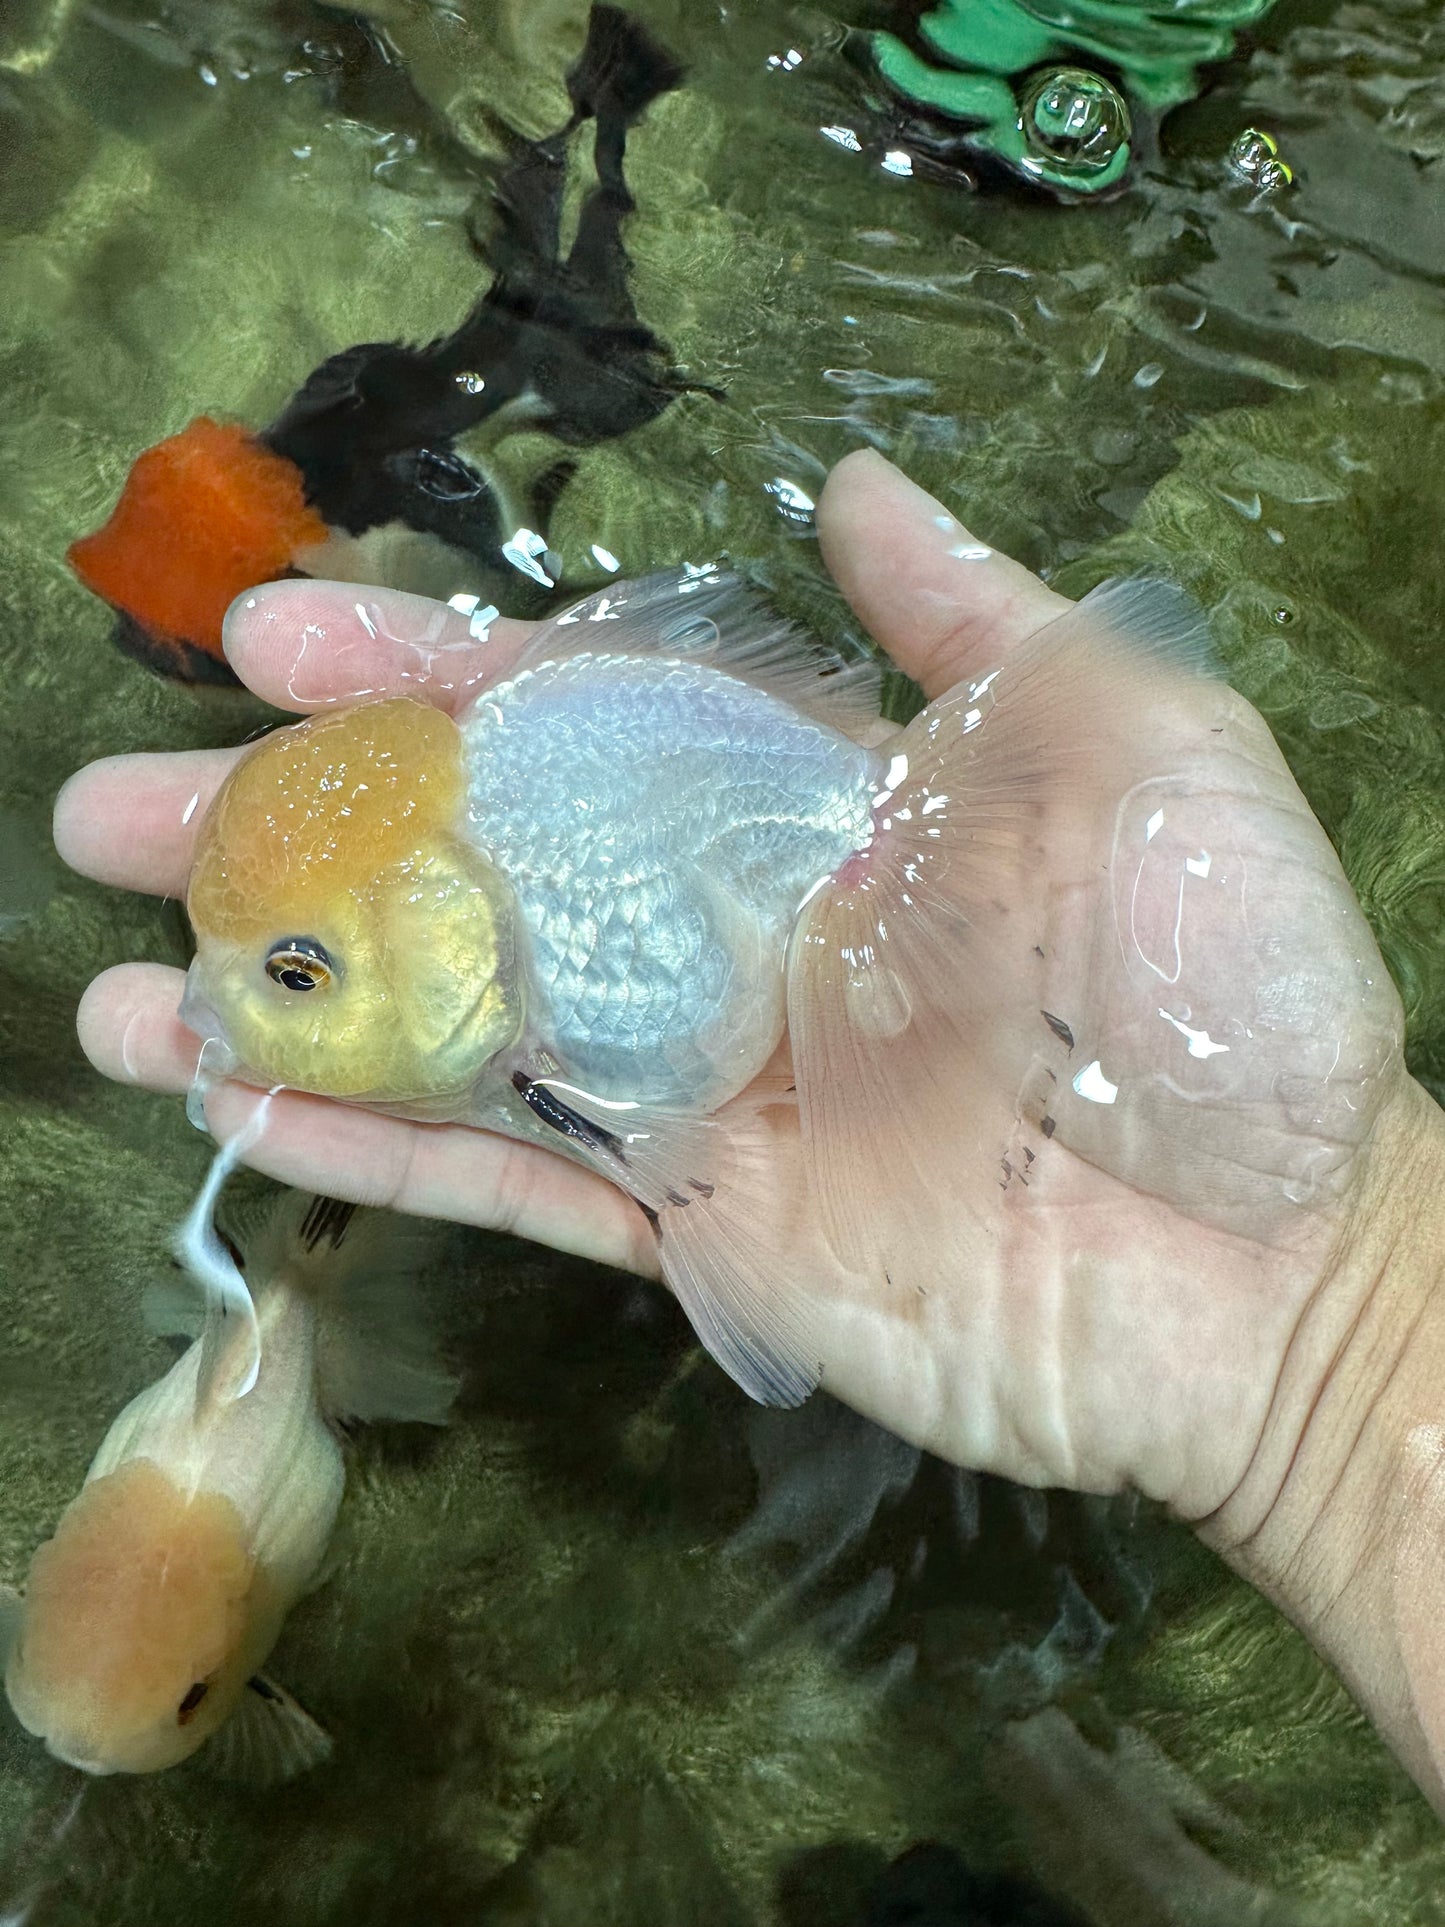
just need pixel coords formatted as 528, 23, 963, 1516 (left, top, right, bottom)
265, 938, 334, 993
177, 1680, 211, 1724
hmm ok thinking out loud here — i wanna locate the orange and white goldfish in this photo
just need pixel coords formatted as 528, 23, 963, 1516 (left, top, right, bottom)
3, 1193, 455, 1779
178, 565, 1222, 1411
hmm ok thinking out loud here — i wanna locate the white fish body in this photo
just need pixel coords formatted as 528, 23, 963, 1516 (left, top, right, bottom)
90, 1259, 344, 1602
463, 649, 880, 1110
3, 1195, 454, 1779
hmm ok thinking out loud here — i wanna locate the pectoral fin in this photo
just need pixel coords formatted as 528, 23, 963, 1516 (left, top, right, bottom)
201, 1674, 333, 1785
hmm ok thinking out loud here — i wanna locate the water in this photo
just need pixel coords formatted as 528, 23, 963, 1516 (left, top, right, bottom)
1, 0, 1443, 1918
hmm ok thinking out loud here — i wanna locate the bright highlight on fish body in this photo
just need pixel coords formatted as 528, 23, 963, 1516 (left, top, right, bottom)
179, 563, 1224, 1414
2, 1193, 456, 1780
65, 4, 695, 686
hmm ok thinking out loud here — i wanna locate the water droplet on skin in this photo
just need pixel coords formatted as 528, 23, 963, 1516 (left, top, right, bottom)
442, 596, 498, 642
1019, 69, 1130, 183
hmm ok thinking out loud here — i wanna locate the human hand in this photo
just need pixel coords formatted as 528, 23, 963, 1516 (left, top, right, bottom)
55, 452, 1445, 1796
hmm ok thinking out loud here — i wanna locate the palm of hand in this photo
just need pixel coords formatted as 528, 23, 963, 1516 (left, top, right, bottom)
55, 453, 1405, 1519
687, 570, 1401, 1514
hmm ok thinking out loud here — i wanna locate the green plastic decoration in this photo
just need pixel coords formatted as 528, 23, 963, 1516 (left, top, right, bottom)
874, 0, 1278, 195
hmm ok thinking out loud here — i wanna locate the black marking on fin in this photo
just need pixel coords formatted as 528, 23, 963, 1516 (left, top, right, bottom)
298, 1195, 358, 1254
1041, 1011, 1075, 1051
247, 1676, 282, 1702
512, 1071, 626, 1160
688, 1178, 715, 1199
1041, 1115, 1056, 1138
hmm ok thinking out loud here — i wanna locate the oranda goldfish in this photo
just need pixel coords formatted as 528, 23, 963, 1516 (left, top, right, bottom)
67, 4, 692, 686
3, 1192, 455, 1779
179, 564, 1214, 1411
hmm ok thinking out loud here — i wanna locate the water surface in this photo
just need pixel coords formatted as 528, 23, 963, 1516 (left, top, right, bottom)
1, 0, 1443, 1918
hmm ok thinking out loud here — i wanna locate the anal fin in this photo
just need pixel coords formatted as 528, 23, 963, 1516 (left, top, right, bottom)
512, 1070, 821, 1408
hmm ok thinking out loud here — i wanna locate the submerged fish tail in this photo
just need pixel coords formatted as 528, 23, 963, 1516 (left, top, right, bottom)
567, 2, 685, 199
248, 1192, 460, 1428
786, 579, 1222, 1285
443, 4, 690, 442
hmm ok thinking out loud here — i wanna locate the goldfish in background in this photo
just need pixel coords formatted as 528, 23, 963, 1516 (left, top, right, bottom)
177, 563, 1223, 1412
3, 1192, 457, 1779
67, 3, 693, 687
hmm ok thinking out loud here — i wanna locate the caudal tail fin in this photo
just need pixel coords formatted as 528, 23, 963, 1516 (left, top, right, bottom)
253, 1193, 462, 1427
566, 4, 685, 131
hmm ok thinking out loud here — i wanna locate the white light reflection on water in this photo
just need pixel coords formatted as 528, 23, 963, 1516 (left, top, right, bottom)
1072, 1059, 1118, 1104
1158, 1009, 1231, 1059
766, 476, 815, 520
501, 527, 555, 586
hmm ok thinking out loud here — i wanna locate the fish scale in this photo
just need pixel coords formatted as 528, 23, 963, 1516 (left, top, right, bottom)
462, 652, 878, 1106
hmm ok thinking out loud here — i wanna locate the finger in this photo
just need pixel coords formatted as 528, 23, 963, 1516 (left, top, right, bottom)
77, 963, 660, 1278
816, 450, 1071, 699
53, 748, 243, 895
223, 580, 540, 715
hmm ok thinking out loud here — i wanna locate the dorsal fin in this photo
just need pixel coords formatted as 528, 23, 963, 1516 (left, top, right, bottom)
501, 567, 884, 740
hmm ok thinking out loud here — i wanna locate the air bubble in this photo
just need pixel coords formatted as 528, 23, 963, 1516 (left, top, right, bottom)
1019, 70, 1130, 184
1228, 127, 1294, 193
